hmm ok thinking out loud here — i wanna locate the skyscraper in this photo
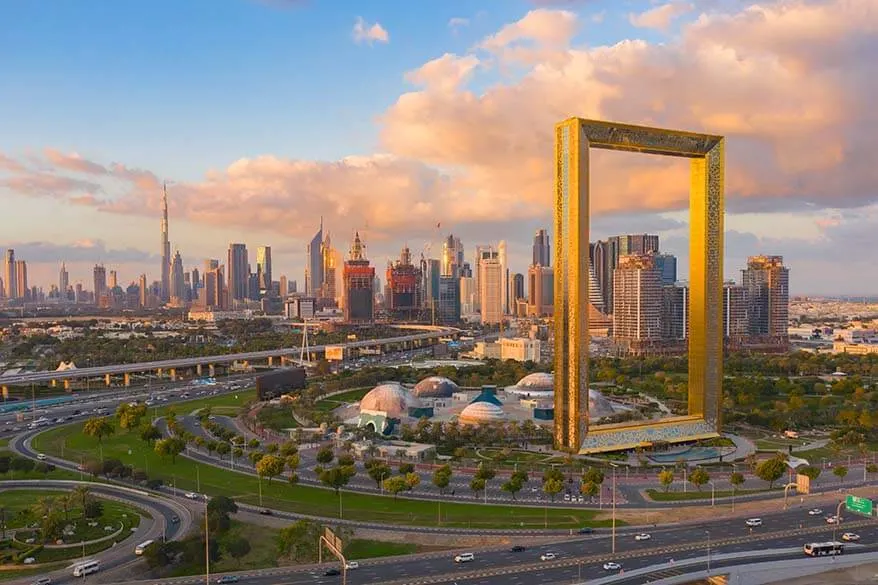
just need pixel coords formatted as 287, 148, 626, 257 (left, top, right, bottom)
138, 274, 148, 308
741, 255, 789, 344
654, 254, 677, 286
108, 270, 118, 289
305, 218, 324, 297
93, 264, 107, 301
160, 183, 171, 303
227, 243, 249, 302
527, 264, 554, 317
343, 232, 375, 323
387, 245, 422, 320
533, 229, 550, 266
321, 233, 338, 305
14, 260, 28, 299
4, 249, 16, 299
612, 254, 663, 351
478, 250, 503, 324
498, 240, 508, 314
59, 262, 69, 299
441, 234, 464, 278
170, 250, 185, 303
257, 246, 272, 296
279, 275, 288, 298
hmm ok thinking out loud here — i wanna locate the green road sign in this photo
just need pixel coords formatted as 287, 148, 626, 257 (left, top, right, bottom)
846, 495, 874, 517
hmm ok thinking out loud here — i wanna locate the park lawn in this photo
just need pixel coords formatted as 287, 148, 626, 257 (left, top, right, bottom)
344, 539, 417, 559
175, 390, 256, 417
314, 388, 370, 412
0, 563, 67, 582
0, 489, 69, 528
204, 520, 280, 573
0, 448, 82, 482
477, 449, 552, 464
645, 488, 772, 502
0, 438, 8, 449
31, 423, 617, 529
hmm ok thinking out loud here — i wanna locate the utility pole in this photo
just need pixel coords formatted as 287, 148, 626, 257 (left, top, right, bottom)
610, 463, 618, 555
204, 495, 210, 585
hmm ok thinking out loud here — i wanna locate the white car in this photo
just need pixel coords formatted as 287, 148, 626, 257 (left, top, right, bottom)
808, 508, 823, 516
635, 533, 651, 541
841, 533, 860, 542
344, 560, 359, 569
454, 553, 474, 563
37, 453, 46, 460
184, 492, 200, 500
540, 552, 557, 561
745, 518, 763, 527
826, 515, 841, 524
603, 562, 621, 571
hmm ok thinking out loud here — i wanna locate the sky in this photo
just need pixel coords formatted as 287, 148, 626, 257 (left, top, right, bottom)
1, 0, 876, 296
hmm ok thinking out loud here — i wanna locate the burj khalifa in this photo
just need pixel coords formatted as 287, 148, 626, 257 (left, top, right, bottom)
160, 183, 171, 303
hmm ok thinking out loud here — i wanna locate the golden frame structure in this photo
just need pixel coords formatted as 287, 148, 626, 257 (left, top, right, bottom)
553, 117, 725, 453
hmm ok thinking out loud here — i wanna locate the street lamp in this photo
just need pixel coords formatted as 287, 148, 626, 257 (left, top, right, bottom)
706, 530, 711, 575
609, 463, 619, 555
708, 480, 715, 507
204, 495, 210, 585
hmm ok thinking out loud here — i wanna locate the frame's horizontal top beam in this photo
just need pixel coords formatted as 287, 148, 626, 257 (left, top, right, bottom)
563, 117, 722, 158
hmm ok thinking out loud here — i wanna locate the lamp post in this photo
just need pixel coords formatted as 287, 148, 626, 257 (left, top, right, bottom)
706, 530, 711, 575
708, 481, 715, 507
204, 495, 210, 585
610, 463, 619, 555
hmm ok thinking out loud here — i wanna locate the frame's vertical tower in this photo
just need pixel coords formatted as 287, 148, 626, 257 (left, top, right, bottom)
553, 118, 590, 450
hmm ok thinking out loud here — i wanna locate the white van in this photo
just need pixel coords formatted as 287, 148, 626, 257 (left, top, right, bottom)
454, 553, 475, 563
134, 539, 155, 555
72, 560, 101, 577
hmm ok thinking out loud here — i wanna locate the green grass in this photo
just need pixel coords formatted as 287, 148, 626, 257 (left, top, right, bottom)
314, 388, 370, 412
0, 489, 70, 528
31, 419, 616, 529
255, 405, 299, 431
203, 520, 280, 574
477, 449, 551, 464
344, 539, 417, 559
0, 438, 8, 449
0, 563, 67, 582
645, 488, 772, 501
0, 449, 82, 482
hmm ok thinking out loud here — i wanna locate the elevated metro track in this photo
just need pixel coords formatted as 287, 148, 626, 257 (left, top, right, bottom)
0, 325, 458, 387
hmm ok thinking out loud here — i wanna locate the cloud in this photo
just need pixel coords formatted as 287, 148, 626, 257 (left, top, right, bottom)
42, 148, 108, 175
405, 54, 481, 92
352, 17, 389, 45
448, 17, 470, 32
479, 9, 578, 53
630, 2, 695, 31
0, 239, 158, 264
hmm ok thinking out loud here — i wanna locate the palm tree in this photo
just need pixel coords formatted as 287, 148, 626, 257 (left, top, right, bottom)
73, 485, 91, 517
56, 493, 73, 521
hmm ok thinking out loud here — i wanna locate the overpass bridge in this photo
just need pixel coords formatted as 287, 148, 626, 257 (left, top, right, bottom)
0, 325, 458, 391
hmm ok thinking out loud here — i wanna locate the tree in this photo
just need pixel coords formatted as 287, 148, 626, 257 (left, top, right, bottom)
866, 463, 878, 475
475, 462, 496, 482
658, 469, 675, 492
285, 453, 301, 474
582, 467, 605, 486
276, 520, 321, 562
689, 468, 710, 491
207, 496, 239, 517
404, 472, 421, 491
84, 416, 115, 443
833, 465, 849, 483
432, 466, 452, 494
117, 402, 147, 432
399, 462, 415, 475
316, 446, 334, 465
279, 441, 299, 457
368, 461, 392, 487
222, 535, 251, 566
338, 453, 355, 468
249, 451, 264, 466
383, 475, 409, 499
501, 477, 523, 500
256, 455, 285, 485
216, 442, 231, 459
798, 466, 821, 481
470, 477, 486, 497
755, 457, 787, 489
140, 424, 161, 444
154, 437, 186, 463
542, 477, 563, 501
319, 465, 355, 494
729, 472, 745, 493
580, 481, 599, 498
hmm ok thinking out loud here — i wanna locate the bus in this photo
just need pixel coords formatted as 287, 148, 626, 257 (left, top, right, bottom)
72, 560, 101, 577
134, 540, 155, 555
803, 542, 844, 557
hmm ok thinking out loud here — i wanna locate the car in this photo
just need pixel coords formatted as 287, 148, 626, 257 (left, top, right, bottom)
29, 578, 51, 585
216, 577, 240, 584
603, 562, 621, 571
577, 527, 594, 534
23, 557, 36, 565
826, 515, 841, 524
454, 553, 475, 563
808, 508, 823, 516
745, 518, 763, 527
635, 533, 651, 541
37, 453, 46, 460
540, 552, 557, 561
170, 515, 180, 523
344, 561, 359, 570
322, 568, 341, 576
563, 494, 571, 502
184, 492, 200, 500
841, 532, 860, 542
258, 509, 272, 515
510, 545, 526, 552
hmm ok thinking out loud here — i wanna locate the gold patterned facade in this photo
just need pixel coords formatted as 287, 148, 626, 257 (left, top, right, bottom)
553, 118, 725, 453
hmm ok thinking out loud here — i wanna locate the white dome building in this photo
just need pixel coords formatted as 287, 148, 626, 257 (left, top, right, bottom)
358, 382, 422, 418
413, 376, 458, 398
505, 372, 554, 397
458, 401, 507, 425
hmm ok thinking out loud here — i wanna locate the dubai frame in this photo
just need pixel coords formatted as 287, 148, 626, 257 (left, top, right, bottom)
553, 118, 725, 454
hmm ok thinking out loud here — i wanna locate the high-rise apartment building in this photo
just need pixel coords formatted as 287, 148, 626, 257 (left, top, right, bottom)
257, 246, 272, 296
203, 266, 225, 309
441, 234, 464, 278
14, 260, 28, 299
662, 285, 688, 340
478, 251, 503, 324
386, 245, 422, 320
498, 240, 508, 314
227, 243, 249, 302
343, 232, 374, 323
532, 229, 550, 267
93, 264, 107, 301
527, 264, 554, 317
654, 254, 677, 286
460, 275, 475, 314
612, 254, 662, 350
59, 263, 69, 299
108, 270, 118, 289
138, 274, 148, 308
723, 283, 749, 340
170, 250, 185, 304
279, 275, 288, 298
741, 255, 789, 344
4, 249, 16, 299
592, 235, 660, 313
305, 218, 323, 297
437, 276, 461, 324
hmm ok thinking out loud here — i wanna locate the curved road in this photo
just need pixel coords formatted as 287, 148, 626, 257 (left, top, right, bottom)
0, 480, 193, 585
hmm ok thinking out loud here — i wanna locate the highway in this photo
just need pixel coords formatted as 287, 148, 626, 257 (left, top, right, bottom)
0, 480, 193, 585
0, 326, 456, 385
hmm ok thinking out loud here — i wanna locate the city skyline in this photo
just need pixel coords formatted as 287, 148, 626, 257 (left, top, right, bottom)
1, 0, 876, 294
